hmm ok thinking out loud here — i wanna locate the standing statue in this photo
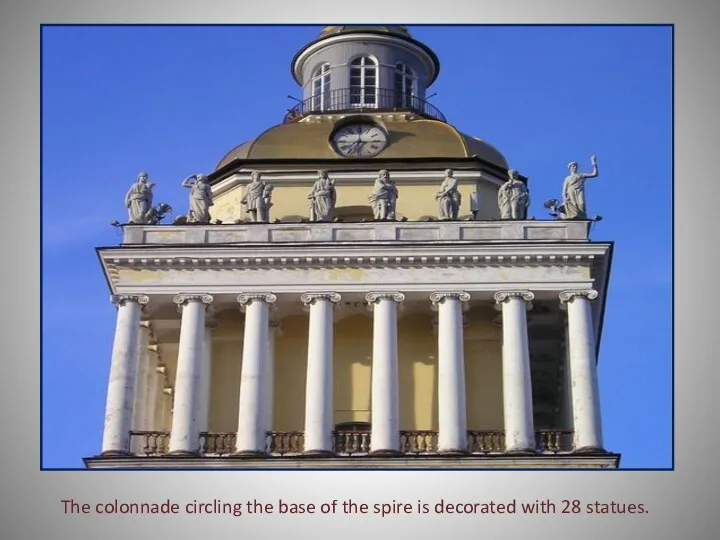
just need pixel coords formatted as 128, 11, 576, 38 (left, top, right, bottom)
436, 169, 462, 220
181, 173, 213, 224
241, 171, 274, 222
308, 170, 337, 222
125, 171, 155, 223
368, 169, 398, 220
562, 155, 599, 219
498, 169, 530, 220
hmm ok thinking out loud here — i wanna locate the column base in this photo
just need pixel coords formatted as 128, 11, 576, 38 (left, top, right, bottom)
232, 450, 268, 458
437, 449, 469, 456
302, 450, 335, 457
506, 448, 537, 456
99, 450, 132, 457
573, 446, 606, 454
167, 450, 200, 457
369, 449, 402, 457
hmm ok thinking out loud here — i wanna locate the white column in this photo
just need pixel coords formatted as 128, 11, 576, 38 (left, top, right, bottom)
130, 322, 152, 454
560, 289, 604, 452
197, 321, 216, 436
168, 293, 213, 455
430, 291, 470, 453
144, 343, 160, 430
264, 321, 282, 434
366, 292, 404, 454
101, 294, 149, 455
495, 290, 536, 453
301, 292, 341, 454
235, 293, 276, 455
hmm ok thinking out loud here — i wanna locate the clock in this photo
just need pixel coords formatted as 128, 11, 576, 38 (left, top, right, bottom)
331, 123, 388, 158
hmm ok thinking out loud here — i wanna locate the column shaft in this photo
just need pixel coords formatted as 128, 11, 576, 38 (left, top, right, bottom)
101, 295, 148, 455
236, 293, 276, 454
561, 290, 603, 451
264, 323, 279, 434
495, 291, 535, 453
432, 291, 470, 453
168, 294, 212, 455
197, 325, 214, 435
130, 324, 151, 453
367, 293, 404, 453
143, 345, 160, 431
302, 293, 340, 454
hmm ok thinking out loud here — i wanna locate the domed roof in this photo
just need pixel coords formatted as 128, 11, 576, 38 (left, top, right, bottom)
215, 119, 508, 170
318, 26, 413, 39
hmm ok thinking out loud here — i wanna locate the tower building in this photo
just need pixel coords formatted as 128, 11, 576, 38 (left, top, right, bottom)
85, 26, 618, 469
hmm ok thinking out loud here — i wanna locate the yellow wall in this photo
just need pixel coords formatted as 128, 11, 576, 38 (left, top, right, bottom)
182, 309, 506, 434
211, 180, 499, 223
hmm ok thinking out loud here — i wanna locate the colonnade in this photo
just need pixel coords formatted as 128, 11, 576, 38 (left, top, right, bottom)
100, 289, 604, 457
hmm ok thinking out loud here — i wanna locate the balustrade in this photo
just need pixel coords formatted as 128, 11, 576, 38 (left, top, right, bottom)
128, 429, 575, 457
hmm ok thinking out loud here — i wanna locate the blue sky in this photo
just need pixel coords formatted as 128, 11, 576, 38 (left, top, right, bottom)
41, 25, 672, 469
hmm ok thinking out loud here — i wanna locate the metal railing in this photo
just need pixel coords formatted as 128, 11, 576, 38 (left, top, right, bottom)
129, 429, 575, 457
284, 88, 446, 123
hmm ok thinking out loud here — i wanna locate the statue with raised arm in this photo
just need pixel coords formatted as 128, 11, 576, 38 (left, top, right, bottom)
308, 169, 337, 222
436, 169, 462, 220
368, 169, 398, 220
562, 155, 599, 219
125, 171, 154, 223
498, 169, 530, 220
181, 173, 213, 224
241, 170, 273, 222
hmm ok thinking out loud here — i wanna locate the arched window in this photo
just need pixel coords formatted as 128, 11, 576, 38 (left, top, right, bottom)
311, 63, 331, 111
349, 56, 378, 107
394, 63, 415, 107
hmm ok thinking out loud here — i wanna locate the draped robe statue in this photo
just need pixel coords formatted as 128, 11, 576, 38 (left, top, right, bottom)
368, 169, 398, 220
181, 173, 213, 223
308, 170, 337, 222
125, 171, 154, 223
241, 171, 273, 222
498, 169, 530, 220
436, 169, 462, 220
562, 156, 599, 219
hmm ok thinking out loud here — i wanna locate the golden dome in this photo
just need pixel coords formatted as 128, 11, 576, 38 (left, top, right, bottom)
215, 118, 508, 170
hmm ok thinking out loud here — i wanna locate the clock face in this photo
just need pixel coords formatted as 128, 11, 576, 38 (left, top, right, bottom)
331, 123, 388, 158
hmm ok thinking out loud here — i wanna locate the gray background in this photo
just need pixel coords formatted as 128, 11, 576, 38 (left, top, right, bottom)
3, 0, 715, 537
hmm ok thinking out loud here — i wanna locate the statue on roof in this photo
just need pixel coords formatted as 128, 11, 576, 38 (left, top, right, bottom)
119, 171, 173, 226
125, 171, 154, 223
241, 171, 274, 222
181, 173, 213, 224
368, 169, 398, 220
436, 169, 462, 220
561, 155, 599, 219
308, 169, 337, 222
498, 169, 530, 220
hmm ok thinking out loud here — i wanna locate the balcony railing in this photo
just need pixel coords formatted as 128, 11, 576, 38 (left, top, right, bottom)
284, 88, 446, 123
129, 430, 574, 457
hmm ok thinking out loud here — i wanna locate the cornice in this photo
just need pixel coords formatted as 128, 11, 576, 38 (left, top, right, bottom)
100, 243, 608, 273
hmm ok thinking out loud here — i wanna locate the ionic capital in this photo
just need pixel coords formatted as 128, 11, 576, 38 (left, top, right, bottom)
429, 291, 471, 308
365, 292, 405, 305
559, 289, 598, 308
110, 294, 149, 308
493, 290, 534, 311
173, 293, 213, 312
236, 292, 277, 311
301, 292, 342, 306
